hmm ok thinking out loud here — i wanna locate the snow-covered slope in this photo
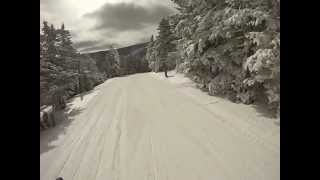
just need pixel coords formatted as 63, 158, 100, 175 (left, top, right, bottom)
41, 72, 279, 180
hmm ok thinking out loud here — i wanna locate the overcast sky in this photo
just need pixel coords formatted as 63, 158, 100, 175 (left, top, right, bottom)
40, 0, 178, 53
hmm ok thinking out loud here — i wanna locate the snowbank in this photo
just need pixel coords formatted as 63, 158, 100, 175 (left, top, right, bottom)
150, 70, 280, 124
66, 79, 114, 113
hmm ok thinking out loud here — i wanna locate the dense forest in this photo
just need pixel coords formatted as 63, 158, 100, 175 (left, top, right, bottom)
40, 22, 105, 110
146, 0, 280, 117
41, 0, 280, 119
40, 22, 150, 112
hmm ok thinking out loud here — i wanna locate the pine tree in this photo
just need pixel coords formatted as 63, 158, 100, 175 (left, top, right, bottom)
110, 45, 121, 76
145, 35, 155, 67
41, 21, 57, 62
57, 23, 76, 58
40, 22, 81, 108
156, 18, 175, 72
49, 24, 58, 61
55, 23, 78, 71
110, 45, 120, 65
147, 35, 154, 51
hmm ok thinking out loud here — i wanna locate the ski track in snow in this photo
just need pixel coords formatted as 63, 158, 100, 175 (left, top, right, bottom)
40, 72, 280, 180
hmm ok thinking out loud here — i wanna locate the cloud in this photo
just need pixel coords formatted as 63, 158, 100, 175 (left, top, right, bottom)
41, 0, 178, 52
84, 2, 175, 32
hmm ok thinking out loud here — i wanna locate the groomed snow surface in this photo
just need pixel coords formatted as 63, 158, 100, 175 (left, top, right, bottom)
40, 71, 280, 180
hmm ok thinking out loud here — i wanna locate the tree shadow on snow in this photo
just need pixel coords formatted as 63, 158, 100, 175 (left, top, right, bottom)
251, 102, 277, 119
40, 107, 85, 155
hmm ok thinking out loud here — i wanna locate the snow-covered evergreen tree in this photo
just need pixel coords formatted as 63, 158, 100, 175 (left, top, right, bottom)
146, 18, 176, 72
161, 0, 281, 117
40, 21, 103, 108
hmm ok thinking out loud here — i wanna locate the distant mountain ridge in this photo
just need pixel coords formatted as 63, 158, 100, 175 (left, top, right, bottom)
83, 42, 150, 77
84, 42, 149, 57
